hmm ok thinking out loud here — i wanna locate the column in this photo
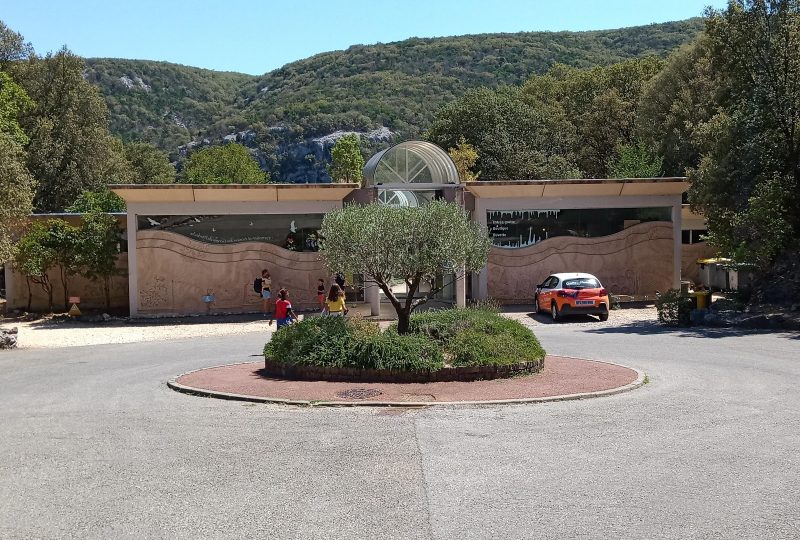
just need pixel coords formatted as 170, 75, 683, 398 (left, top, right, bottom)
3, 263, 13, 310
126, 208, 139, 317
456, 267, 466, 308
365, 280, 380, 316
671, 200, 682, 289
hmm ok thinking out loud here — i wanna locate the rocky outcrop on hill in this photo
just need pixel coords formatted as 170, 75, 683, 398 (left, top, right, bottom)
177, 126, 395, 183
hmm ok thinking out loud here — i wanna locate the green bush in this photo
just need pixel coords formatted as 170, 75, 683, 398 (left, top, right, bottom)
265, 306, 546, 371
655, 288, 693, 326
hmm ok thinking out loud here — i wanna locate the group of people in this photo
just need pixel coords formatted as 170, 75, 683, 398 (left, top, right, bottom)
255, 269, 349, 329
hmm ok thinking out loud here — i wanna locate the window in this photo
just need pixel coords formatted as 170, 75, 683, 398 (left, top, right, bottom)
562, 277, 601, 289
138, 214, 324, 251
487, 207, 672, 248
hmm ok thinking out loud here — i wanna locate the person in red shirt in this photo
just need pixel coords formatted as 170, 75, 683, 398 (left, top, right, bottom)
269, 288, 298, 329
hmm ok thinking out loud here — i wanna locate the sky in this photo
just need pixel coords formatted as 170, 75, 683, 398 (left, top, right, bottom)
1, 0, 727, 75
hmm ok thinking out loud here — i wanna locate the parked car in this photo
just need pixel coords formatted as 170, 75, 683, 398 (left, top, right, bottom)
534, 272, 610, 322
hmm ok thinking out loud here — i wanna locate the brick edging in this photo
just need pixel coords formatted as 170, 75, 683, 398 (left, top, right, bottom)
261, 356, 545, 383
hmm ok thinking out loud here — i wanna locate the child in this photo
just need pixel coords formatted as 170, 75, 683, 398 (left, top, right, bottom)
269, 288, 298, 328
322, 284, 347, 316
260, 269, 273, 316
316, 278, 326, 310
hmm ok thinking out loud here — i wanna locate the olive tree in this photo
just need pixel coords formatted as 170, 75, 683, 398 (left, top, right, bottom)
320, 200, 490, 334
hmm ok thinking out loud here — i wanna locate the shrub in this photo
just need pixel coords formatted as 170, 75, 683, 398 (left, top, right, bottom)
655, 288, 693, 326
405, 306, 546, 366
265, 306, 546, 372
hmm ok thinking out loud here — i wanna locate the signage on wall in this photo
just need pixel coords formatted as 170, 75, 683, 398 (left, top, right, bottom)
487, 210, 561, 249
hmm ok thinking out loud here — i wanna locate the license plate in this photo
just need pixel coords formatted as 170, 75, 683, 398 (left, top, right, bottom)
576, 300, 594, 305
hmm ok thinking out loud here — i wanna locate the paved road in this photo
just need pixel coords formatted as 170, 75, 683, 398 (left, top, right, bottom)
1, 315, 799, 539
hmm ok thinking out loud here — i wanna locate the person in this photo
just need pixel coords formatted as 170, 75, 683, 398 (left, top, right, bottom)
323, 284, 347, 316
334, 273, 346, 289
260, 269, 273, 316
269, 288, 298, 328
316, 278, 326, 309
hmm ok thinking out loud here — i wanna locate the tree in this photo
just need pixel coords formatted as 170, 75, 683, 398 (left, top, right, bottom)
427, 87, 580, 180
608, 141, 664, 178
688, 1, 800, 268
17, 47, 126, 211
447, 137, 480, 181
328, 134, 365, 183
124, 141, 175, 184
46, 220, 81, 310
320, 201, 490, 334
184, 142, 268, 184
67, 189, 126, 213
0, 72, 35, 263
0, 20, 34, 72
0, 71, 32, 145
0, 134, 36, 263
76, 212, 124, 310
14, 221, 59, 312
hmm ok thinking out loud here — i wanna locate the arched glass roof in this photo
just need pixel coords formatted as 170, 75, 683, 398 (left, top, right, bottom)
363, 141, 460, 186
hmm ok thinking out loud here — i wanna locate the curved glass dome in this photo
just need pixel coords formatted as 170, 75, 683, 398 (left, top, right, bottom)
363, 141, 460, 186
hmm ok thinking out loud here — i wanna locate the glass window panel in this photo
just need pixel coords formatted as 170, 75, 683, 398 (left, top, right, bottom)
137, 214, 324, 251
487, 208, 672, 249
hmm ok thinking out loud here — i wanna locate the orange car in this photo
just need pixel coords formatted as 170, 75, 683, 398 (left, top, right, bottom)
534, 272, 610, 322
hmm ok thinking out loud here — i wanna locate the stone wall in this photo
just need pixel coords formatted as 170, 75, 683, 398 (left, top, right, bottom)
487, 221, 674, 303
6, 255, 129, 312
136, 230, 327, 315
681, 241, 716, 286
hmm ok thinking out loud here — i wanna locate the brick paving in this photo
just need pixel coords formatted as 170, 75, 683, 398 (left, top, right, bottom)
174, 355, 639, 404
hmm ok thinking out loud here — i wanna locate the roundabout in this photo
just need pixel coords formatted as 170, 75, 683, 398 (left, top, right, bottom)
167, 355, 644, 406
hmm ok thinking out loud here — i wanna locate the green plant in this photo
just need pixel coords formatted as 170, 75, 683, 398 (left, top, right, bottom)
654, 288, 693, 327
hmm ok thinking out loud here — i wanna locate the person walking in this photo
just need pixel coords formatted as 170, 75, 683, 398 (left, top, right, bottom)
260, 269, 273, 316
269, 288, 298, 328
323, 284, 347, 316
316, 278, 326, 310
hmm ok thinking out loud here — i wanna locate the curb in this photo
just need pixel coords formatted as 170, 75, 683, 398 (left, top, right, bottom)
166, 358, 646, 408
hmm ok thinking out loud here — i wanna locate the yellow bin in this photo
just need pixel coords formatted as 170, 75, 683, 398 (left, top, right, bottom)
691, 291, 711, 309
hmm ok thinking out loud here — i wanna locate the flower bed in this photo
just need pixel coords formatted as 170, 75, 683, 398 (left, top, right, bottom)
263, 306, 546, 382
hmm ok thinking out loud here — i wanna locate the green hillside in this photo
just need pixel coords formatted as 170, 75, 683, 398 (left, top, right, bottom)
84, 18, 704, 181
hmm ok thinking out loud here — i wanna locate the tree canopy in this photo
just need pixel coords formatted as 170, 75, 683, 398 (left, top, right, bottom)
328, 134, 365, 183
319, 201, 490, 333
184, 143, 268, 184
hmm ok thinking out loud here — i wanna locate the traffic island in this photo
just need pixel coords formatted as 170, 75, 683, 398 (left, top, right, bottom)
168, 355, 644, 406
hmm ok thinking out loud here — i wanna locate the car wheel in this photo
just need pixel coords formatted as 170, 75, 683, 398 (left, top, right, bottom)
599, 312, 609, 322
551, 302, 560, 322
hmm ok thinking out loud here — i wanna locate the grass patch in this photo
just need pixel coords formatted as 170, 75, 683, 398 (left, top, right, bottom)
265, 306, 546, 372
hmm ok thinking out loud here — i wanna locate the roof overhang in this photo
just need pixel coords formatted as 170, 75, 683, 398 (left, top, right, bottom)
109, 183, 360, 203
463, 178, 689, 198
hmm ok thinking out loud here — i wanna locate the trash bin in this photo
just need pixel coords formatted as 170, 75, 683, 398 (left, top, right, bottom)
690, 291, 711, 309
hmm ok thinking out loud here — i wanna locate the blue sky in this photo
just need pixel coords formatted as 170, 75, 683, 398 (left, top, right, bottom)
1, 0, 726, 75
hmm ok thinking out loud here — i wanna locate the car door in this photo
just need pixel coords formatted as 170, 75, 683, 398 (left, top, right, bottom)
538, 276, 556, 308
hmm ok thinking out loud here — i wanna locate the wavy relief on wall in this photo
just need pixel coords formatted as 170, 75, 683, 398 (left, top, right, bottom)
487, 221, 674, 303
137, 230, 327, 314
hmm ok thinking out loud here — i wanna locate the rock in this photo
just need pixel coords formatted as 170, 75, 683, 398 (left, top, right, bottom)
102, 313, 111, 322
0, 327, 18, 349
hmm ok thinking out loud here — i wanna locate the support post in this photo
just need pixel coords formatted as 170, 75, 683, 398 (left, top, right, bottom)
672, 200, 682, 290
365, 280, 380, 316
126, 208, 139, 317
456, 267, 466, 308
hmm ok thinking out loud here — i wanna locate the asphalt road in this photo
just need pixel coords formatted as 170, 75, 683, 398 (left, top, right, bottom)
1, 314, 799, 539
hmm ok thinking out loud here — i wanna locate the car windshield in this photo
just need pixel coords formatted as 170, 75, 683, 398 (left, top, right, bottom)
562, 277, 601, 289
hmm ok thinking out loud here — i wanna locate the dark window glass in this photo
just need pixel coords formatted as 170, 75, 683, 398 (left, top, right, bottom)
693, 230, 707, 243
562, 277, 601, 289
682, 230, 692, 244
137, 214, 324, 251
487, 207, 672, 248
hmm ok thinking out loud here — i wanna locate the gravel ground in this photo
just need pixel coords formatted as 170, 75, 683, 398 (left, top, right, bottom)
0, 305, 658, 349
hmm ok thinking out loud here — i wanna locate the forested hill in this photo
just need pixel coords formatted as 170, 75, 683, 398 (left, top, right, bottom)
84, 18, 704, 182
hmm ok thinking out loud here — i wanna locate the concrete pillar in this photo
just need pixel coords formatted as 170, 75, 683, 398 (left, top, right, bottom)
3, 263, 14, 310
671, 200, 682, 289
456, 267, 466, 308
126, 208, 139, 317
365, 280, 380, 316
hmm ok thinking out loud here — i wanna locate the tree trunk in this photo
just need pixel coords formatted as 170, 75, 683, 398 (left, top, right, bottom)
46, 284, 53, 313
104, 277, 111, 311
25, 276, 32, 312
60, 266, 69, 311
397, 310, 411, 335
